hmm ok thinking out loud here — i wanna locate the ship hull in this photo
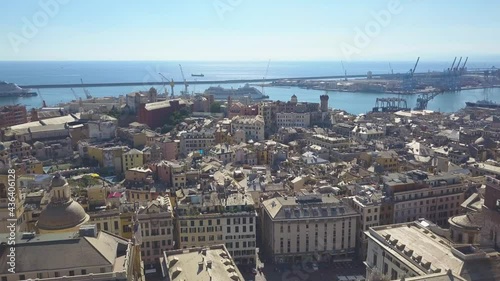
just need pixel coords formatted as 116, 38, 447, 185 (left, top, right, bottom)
0, 92, 37, 98
466, 102, 500, 109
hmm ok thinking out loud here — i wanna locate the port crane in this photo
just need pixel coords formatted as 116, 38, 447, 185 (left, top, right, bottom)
70, 88, 80, 100
402, 57, 420, 92
341, 61, 347, 81
389, 63, 394, 75
158, 73, 170, 96
262, 59, 271, 94
37, 88, 47, 107
80, 78, 93, 99
414, 92, 441, 110
178, 64, 188, 94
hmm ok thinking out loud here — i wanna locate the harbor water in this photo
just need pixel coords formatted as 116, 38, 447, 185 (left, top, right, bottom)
1, 61, 500, 115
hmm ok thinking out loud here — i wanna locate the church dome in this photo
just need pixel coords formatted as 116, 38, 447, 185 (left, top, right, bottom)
36, 174, 89, 232
36, 200, 89, 231
474, 137, 485, 145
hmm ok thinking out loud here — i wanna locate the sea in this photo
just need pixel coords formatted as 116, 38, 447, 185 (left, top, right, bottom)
1, 60, 500, 115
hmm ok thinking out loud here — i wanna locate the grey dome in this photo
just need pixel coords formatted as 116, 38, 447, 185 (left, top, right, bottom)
36, 200, 89, 231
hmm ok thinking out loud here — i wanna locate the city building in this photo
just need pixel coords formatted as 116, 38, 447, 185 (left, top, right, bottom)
162, 244, 244, 281
122, 148, 144, 173
383, 171, 468, 226
176, 191, 257, 264
231, 115, 265, 142
261, 194, 359, 263
276, 112, 311, 128
179, 130, 215, 156
137, 196, 175, 266
0, 104, 28, 128
365, 219, 500, 281
0, 226, 143, 281
138, 99, 191, 129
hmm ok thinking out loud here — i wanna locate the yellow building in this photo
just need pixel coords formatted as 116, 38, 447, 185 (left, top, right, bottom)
88, 209, 121, 237
360, 150, 399, 172
87, 145, 125, 174
120, 209, 134, 239
122, 148, 144, 173
14, 158, 44, 175
0, 173, 26, 233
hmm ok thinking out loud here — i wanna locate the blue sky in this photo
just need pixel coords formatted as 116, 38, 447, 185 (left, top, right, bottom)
1, 0, 499, 61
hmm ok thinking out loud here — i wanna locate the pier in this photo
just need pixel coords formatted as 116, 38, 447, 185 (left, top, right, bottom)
20, 74, 392, 89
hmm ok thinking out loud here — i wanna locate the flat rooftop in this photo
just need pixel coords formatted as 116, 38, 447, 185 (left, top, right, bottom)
367, 221, 463, 275
163, 244, 244, 281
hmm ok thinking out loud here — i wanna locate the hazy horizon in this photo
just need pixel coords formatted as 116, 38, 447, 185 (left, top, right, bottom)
2, 1, 500, 61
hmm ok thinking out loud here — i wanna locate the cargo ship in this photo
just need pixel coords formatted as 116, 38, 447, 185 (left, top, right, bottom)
465, 100, 500, 109
191, 74, 204, 77
204, 84, 269, 100
0, 81, 37, 98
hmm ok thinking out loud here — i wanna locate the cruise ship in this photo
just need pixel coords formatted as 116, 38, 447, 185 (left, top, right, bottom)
465, 99, 500, 109
204, 84, 269, 100
0, 81, 37, 98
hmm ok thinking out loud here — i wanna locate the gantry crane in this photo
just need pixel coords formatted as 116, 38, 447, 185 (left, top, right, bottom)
178, 64, 188, 94
80, 78, 93, 99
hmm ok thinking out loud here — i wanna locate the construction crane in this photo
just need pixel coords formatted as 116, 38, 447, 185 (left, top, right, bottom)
389, 63, 394, 75
158, 73, 170, 96
341, 61, 347, 81
410, 57, 420, 76
178, 64, 188, 94
80, 78, 93, 99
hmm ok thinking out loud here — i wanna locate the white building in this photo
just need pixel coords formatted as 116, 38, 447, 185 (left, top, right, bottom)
365, 219, 500, 281
276, 112, 311, 128
231, 115, 265, 142
261, 194, 360, 263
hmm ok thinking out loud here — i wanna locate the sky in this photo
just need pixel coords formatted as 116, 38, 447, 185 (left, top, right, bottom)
1, 0, 500, 61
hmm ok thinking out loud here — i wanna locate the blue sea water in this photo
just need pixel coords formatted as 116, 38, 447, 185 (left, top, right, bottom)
1, 60, 500, 114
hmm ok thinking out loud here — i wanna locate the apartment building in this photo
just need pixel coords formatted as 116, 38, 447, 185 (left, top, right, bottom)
122, 148, 144, 173
307, 134, 350, 150
179, 130, 215, 156
276, 112, 311, 128
345, 187, 386, 259
230, 115, 265, 142
261, 194, 359, 264
138, 196, 175, 266
175, 191, 257, 264
383, 171, 468, 227
0, 104, 28, 128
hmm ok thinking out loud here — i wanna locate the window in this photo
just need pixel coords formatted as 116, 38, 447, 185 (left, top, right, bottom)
69, 270, 75, 276
54, 272, 60, 277
114, 221, 119, 230
81, 269, 87, 275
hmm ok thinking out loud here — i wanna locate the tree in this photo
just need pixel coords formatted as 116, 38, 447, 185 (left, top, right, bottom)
210, 102, 222, 113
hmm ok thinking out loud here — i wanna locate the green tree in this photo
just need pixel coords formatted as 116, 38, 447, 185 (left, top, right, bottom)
210, 102, 222, 113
